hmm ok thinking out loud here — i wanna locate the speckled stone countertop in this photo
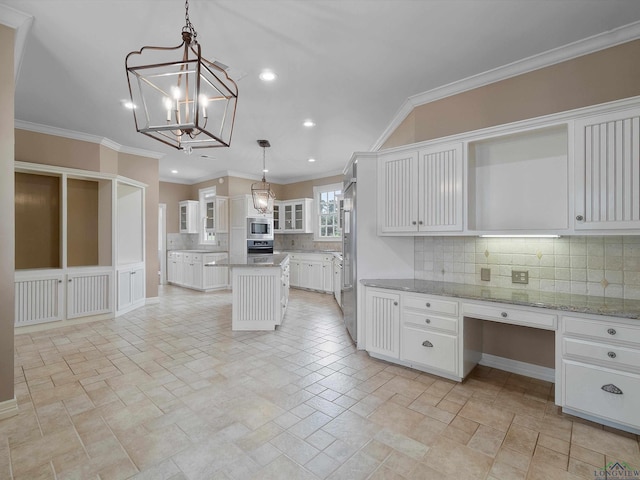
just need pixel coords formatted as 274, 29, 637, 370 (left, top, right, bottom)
361, 278, 640, 320
276, 249, 341, 256
205, 253, 289, 268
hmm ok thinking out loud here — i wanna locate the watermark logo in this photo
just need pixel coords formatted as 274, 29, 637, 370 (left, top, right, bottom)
594, 461, 640, 479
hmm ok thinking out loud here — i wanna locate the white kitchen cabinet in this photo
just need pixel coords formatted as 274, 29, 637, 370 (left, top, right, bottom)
279, 199, 313, 233
287, 252, 334, 292
322, 255, 334, 293
203, 196, 229, 234
574, 107, 640, 231
272, 203, 282, 232
168, 251, 228, 291
116, 264, 145, 314
365, 288, 401, 359
66, 269, 113, 319
179, 200, 200, 234
377, 142, 463, 234
333, 257, 342, 308
202, 253, 229, 290
560, 314, 640, 433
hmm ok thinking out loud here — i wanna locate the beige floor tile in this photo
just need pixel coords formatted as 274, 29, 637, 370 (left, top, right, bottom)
4, 286, 639, 480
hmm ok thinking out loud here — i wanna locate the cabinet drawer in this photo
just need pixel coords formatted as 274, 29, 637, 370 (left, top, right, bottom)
564, 361, 640, 429
403, 311, 457, 334
563, 316, 640, 346
462, 303, 556, 330
402, 326, 457, 374
404, 295, 458, 317
563, 338, 640, 372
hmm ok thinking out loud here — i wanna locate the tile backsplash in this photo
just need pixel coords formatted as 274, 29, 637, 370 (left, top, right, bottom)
414, 236, 640, 300
274, 234, 341, 252
167, 233, 228, 251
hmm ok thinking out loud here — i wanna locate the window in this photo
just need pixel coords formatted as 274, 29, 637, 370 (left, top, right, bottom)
199, 186, 216, 244
313, 183, 342, 241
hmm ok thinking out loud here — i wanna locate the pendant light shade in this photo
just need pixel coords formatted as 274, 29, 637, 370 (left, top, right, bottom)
252, 140, 276, 214
125, 0, 238, 151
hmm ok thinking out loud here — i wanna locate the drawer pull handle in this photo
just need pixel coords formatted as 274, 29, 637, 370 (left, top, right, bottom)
601, 384, 623, 395
501, 312, 508, 318
422, 340, 433, 347
425, 319, 431, 324
426, 302, 431, 307
607, 351, 617, 359
607, 328, 617, 336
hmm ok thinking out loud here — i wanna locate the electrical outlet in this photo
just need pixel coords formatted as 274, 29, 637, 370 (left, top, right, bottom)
481, 268, 491, 281
512, 270, 529, 284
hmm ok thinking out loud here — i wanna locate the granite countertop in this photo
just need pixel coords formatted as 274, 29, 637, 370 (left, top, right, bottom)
277, 249, 342, 256
205, 253, 289, 268
361, 278, 640, 320
169, 249, 228, 254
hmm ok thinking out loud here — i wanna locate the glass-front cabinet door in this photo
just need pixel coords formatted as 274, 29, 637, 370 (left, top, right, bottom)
294, 203, 303, 230
284, 204, 293, 230
273, 204, 281, 231
205, 200, 215, 230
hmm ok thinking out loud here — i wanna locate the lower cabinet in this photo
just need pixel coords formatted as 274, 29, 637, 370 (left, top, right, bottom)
15, 268, 114, 327
116, 264, 145, 315
364, 288, 400, 359
559, 314, 640, 433
287, 253, 335, 293
167, 251, 228, 291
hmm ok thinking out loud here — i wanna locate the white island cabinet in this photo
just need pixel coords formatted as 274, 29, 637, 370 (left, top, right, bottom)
206, 254, 290, 331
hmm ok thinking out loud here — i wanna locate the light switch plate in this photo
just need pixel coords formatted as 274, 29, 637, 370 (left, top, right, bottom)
512, 270, 529, 284
481, 268, 491, 281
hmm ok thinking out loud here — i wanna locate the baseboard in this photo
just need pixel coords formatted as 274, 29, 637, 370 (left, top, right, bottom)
479, 353, 555, 383
0, 397, 18, 421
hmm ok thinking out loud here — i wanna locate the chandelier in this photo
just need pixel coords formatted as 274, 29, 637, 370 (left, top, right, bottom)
252, 140, 276, 214
125, 0, 238, 151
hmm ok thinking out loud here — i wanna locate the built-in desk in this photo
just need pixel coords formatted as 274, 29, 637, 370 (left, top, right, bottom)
361, 279, 640, 434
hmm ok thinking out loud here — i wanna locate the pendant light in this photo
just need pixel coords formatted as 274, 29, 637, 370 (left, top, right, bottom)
252, 140, 276, 214
125, 0, 238, 152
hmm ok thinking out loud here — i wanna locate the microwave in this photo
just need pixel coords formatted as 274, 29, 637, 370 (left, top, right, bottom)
247, 217, 273, 240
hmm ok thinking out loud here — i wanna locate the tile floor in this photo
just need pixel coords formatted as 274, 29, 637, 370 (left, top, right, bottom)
1, 286, 639, 480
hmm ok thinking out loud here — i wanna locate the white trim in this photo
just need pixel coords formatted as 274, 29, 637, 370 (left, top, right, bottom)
0, 397, 18, 420
479, 353, 555, 383
373, 21, 640, 151
0, 3, 33, 82
15, 120, 164, 159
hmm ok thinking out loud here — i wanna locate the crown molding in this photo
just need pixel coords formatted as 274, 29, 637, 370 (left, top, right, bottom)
372, 20, 640, 151
0, 4, 33, 82
15, 120, 164, 159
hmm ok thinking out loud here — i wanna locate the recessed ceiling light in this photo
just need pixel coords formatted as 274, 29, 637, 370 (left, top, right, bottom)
122, 100, 136, 109
171, 169, 178, 174
259, 70, 277, 82
303, 120, 315, 127
308, 158, 316, 163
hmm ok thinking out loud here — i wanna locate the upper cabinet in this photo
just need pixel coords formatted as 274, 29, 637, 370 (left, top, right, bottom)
378, 143, 463, 234
278, 199, 313, 234
179, 200, 199, 234
574, 108, 640, 231
376, 98, 640, 236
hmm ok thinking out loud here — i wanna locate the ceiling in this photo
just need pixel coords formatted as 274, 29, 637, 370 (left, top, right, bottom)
5, 1, 640, 184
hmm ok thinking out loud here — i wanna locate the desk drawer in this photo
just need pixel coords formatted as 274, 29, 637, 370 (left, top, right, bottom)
564, 361, 640, 429
402, 326, 457, 374
462, 303, 556, 330
563, 338, 640, 372
563, 316, 640, 347
403, 311, 457, 334
404, 295, 458, 317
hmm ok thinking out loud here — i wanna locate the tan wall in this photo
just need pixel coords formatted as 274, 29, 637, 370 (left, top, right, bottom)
159, 182, 193, 234
384, 39, 640, 148
191, 176, 230, 197
15, 173, 61, 269
15, 129, 101, 171
0, 23, 15, 403
278, 175, 343, 200
67, 178, 99, 267
117, 153, 159, 299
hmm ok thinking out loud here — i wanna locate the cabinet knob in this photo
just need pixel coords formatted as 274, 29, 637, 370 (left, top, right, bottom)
412, 221, 417, 225
607, 351, 617, 359
501, 312, 508, 318
393, 301, 398, 306
422, 340, 434, 347
607, 328, 616, 336
601, 383, 623, 395
426, 302, 431, 307
418, 220, 423, 225
58, 280, 62, 284
576, 215, 584, 221
425, 319, 431, 324
68, 279, 72, 282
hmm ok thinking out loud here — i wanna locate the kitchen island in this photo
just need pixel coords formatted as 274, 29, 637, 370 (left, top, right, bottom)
206, 254, 290, 331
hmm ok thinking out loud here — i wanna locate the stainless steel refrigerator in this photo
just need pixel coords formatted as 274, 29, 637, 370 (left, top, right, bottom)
342, 161, 357, 344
